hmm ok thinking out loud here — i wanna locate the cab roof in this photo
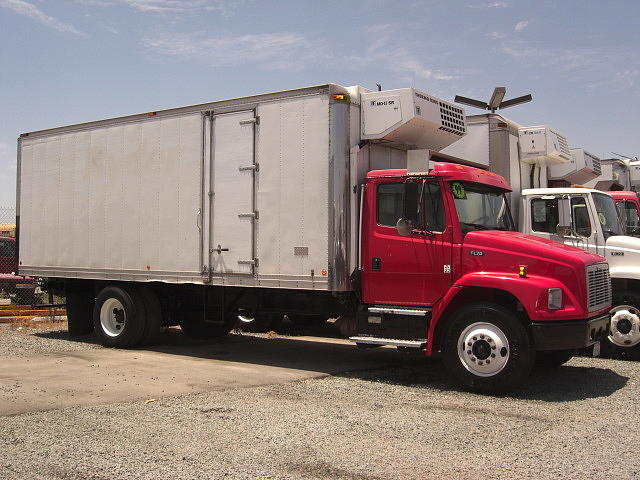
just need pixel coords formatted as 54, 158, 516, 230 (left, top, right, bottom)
521, 187, 600, 196
366, 162, 511, 191
608, 191, 639, 201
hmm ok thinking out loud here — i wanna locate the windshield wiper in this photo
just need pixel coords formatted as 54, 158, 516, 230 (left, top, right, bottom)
461, 222, 489, 230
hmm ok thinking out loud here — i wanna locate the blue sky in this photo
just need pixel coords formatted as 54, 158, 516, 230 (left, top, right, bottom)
0, 0, 638, 205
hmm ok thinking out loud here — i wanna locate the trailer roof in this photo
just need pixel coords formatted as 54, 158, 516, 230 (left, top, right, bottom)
19, 83, 351, 139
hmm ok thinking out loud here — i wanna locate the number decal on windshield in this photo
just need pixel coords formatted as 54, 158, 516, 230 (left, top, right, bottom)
452, 182, 466, 199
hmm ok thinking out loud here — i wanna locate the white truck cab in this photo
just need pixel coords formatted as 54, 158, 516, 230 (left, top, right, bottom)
520, 187, 640, 356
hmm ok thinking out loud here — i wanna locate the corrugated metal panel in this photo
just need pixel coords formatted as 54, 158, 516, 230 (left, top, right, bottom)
255, 95, 330, 282
19, 114, 202, 279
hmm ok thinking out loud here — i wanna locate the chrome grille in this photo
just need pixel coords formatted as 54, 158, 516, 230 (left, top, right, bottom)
586, 263, 611, 312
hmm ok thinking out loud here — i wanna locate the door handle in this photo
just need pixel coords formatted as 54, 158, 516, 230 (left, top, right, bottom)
211, 244, 230, 254
372, 257, 381, 271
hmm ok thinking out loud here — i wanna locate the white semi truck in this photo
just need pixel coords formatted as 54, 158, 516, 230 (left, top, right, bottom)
441, 112, 635, 356
16, 84, 611, 393
518, 187, 640, 356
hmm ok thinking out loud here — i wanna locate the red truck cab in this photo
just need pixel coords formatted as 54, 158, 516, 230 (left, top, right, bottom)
356, 162, 611, 392
0, 236, 38, 304
608, 191, 640, 236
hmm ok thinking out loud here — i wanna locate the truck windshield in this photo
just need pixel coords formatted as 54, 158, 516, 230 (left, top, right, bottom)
593, 193, 622, 238
451, 181, 515, 235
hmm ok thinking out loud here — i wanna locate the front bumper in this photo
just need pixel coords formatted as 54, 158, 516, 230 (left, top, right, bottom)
531, 314, 610, 351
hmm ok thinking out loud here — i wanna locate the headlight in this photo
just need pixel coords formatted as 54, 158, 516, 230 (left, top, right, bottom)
548, 288, 563, 310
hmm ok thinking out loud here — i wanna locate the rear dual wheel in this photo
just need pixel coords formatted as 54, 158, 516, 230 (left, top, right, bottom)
92, 284, 161, 348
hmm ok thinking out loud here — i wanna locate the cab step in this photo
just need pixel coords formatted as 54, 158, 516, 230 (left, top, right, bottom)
349, 336, 427, 349
368, 306, 430, 316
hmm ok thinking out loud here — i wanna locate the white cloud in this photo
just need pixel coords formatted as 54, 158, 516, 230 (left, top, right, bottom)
514, 20, 529, 32
75, 0, 233, 13
0, 0, 85, 36
144, 32, 324, 70
490, 31, 507, 39
468, 1, 510, 8
615, 69, 639, 89
351, 24, 457, 82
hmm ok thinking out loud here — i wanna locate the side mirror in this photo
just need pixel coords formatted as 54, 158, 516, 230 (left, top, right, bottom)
396, 218, 413, 236
556, 225, 572, 237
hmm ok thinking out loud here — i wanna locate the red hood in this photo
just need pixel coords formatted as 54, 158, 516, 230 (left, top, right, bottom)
464, 230, 605, 267
461, 230, 606, 319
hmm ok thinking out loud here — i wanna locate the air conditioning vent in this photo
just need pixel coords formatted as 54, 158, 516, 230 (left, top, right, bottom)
438, 102, 465, 136
586, 151, 602, 176
556, 132, 571, 158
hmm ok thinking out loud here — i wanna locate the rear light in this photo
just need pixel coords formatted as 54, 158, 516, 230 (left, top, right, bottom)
548, 288, 563, 310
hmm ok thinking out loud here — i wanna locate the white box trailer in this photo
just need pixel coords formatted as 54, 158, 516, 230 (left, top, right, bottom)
16, 84, 613, 393
17, 84, 464, 293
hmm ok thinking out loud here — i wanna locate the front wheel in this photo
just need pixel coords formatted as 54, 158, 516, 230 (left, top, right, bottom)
601, 291, 640, 359
442, 303, 535, 394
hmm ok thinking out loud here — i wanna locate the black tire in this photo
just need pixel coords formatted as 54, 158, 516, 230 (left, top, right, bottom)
66, 290, 95, 336
442, 302, 535, 394
535, 349, 575, 368
236, 310, 279, 333
179, 309, 236, 340
92, 285, 146, 348
601, 291, 640, 359
286, 314, 328, 326
137, 285, 162, 345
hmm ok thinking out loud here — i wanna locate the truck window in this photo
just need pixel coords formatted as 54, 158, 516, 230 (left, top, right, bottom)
421, 182, 445, 232
531, 198, 558, 234
452, 182, 514, 234
571, 197, 591, 237
623, 200, 640, 235
376, 181, 445, 232
0, 240, 14, 257
593, 192, 622, 238
377, 183, 404, 226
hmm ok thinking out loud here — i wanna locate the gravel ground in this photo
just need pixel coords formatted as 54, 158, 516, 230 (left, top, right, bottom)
1, 323, 639, 480
0, 323, 102, 356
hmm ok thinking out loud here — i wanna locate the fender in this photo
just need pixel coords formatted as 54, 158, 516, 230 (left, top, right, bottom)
609, 265, 640, 282
425, 272, 583, 355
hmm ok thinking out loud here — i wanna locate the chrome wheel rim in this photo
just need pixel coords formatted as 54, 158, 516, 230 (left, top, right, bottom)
100, 298, 126, 337
457, 322, 510, 377
609, 305, 640, 348
237, 313, 255, 324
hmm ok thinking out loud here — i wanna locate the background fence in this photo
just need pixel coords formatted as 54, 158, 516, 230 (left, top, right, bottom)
0, 206, 66, 324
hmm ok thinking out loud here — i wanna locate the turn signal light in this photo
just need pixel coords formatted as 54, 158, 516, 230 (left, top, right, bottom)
519, 265, 527, 278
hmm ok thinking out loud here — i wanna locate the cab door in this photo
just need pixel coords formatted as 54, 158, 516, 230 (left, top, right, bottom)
361, 178, 454, 306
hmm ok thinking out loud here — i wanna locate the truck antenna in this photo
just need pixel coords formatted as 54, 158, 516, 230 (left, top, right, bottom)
454, 87, 532, 113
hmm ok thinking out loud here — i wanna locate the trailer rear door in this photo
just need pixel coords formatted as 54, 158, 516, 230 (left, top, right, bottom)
209, 110, 257, 275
